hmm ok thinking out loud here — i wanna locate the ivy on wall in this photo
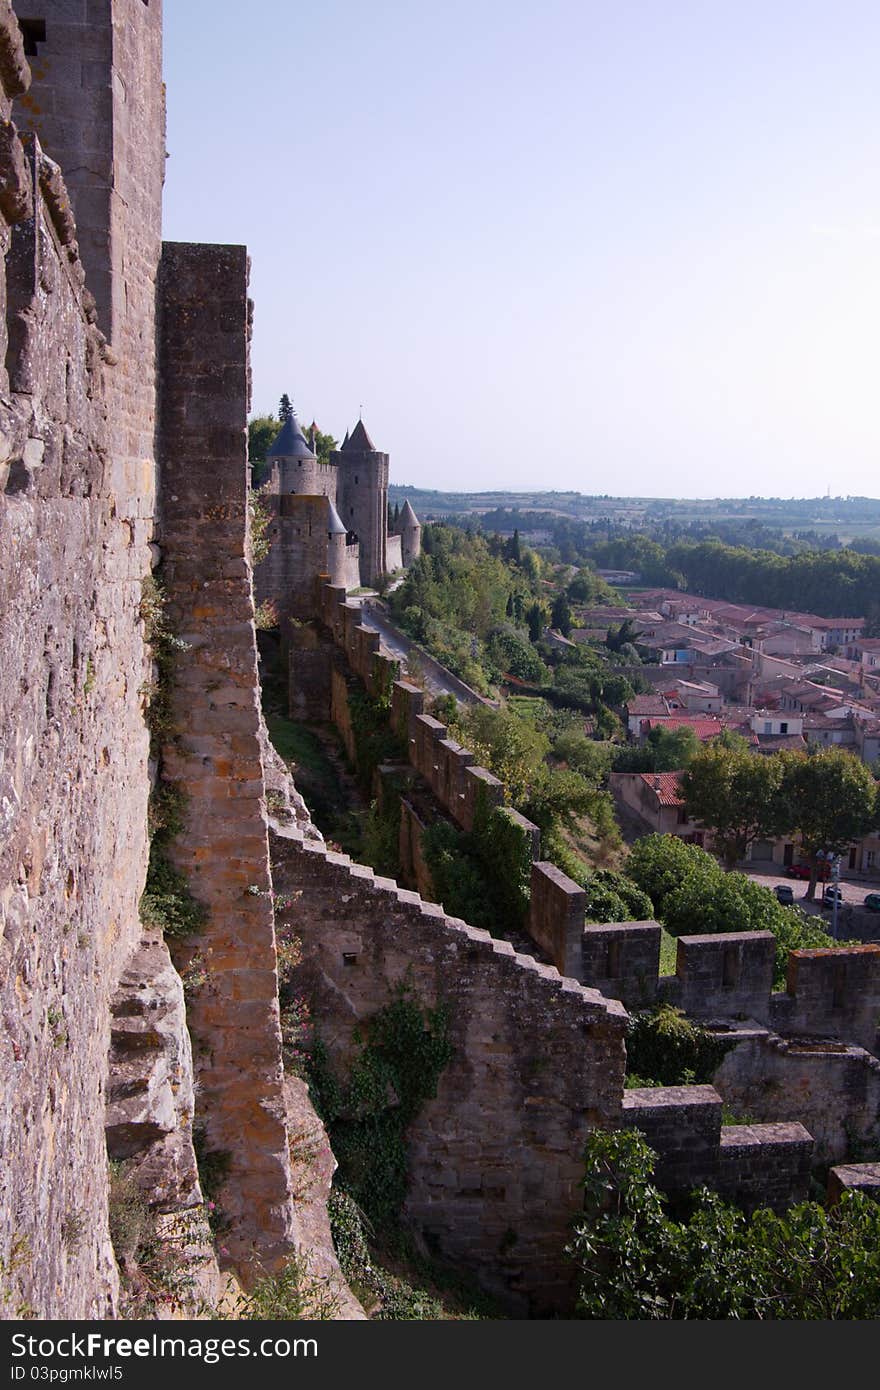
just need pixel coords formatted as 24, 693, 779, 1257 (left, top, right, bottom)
308, 990, 453, 1228
346, 683, 406, 793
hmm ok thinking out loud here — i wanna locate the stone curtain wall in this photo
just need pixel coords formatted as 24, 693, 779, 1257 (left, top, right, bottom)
0, 19, 156, 1314
269, 822, 627, 1313
156, 241, 298, 1273
576, 913, 880, 1056
622, 1087, 813, 1211
712, 1029, 880, 1165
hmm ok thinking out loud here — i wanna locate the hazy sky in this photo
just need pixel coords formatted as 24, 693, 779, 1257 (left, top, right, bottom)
163, 2, 880, 498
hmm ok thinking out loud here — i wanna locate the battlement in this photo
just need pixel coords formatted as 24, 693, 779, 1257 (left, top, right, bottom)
268, 818, 627, 1312
621, 1086, 812, 1210
565, 885, 880, 1053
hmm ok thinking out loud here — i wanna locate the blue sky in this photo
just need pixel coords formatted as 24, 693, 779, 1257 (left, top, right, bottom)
163, 2, 880, 498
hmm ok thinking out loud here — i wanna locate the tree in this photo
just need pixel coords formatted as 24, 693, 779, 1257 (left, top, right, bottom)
606, 618, 639, 653
505, 529, 522, 565
778, 749, 877, 900
278, 393, 293, 422
526, 601, 545, 644
551, 591, 572, 637
614, 725, 700, 773
248, 414, 278, 486
567, 1128, 880, 1319
625, 833, 836, 985
681, 742, 787, 868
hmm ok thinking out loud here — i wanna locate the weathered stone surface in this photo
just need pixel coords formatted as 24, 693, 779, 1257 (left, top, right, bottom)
157, 239, 299, 1276
106, 932, 204, 1213
270, 823, 628, 1315
827, 1162, 880, 1203
283, 1077, 366, 1319
712, 1026, 880, 1165
0, 0, 162, 1314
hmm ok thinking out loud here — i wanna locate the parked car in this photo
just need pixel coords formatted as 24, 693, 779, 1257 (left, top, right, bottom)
774, 884, 795, 905
821, 886, 844, 908
786, 862, 831, 880
864, 893, 880, 913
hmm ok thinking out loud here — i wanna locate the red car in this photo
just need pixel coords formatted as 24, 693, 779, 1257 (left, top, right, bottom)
785, 862, 831, 881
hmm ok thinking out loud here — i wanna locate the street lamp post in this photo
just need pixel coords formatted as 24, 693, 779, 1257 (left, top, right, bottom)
818, 849, 842, 940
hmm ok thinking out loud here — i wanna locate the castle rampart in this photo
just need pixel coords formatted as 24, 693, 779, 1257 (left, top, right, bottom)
156, 240, 299, 1273
269, 820, 628, 1313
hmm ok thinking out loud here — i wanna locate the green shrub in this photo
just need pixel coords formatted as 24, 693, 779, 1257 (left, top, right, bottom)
625, 1006, 732, 1086
139, 845, 207, 937
567, 1128, 880, 1319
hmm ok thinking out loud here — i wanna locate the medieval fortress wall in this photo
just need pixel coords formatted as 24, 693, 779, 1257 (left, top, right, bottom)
0, 0, 878, 1321
0, 0, 298, 1316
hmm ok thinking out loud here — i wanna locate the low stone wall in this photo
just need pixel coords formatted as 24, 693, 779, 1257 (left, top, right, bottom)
269, 822, 628, 1314
573, 913, 880, 1057
660, 932, 776, 1023
398, 796, 436, 902
712, 1028, 880, 1165
773, 947, 880, 1054
580, 921, 663, 1011
828, 1163, 880, 1202
622, 1086, 812, 1212
528, 861, 586, 980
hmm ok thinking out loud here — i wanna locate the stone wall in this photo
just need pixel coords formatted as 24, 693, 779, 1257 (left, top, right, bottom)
156, 240, 298, 1274
660, 931, 777, 1023
528, 861, 586, 981
270, 822, 628, 1313
580, 921, 663, 1011
712, 1028, 880, 1165
774, 946, 880, 1053
386, 532, 402, 573
571, 911, 880, 1057
255, 495, 342, 626
0, 5, 160, 1313
622, 1087, 813, 1211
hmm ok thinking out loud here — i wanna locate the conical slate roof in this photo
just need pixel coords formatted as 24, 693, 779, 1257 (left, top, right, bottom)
268, 412, 316, 460
400, 499, 420, 530
343, 419, 376, 452
327, 501, 347, 535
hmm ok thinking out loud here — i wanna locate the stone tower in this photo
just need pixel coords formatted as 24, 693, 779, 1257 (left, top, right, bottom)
253, 407, 360, 622
334, 418, 389, 585
266, 408, 333, 500
399, 497, 422, 566
11, 0, 166, 496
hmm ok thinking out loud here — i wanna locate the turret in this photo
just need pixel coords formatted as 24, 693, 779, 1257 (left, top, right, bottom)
267, 407, 321, 495
326, 500, 349, 587
333, 417, 389, 586
399, 498, 422, 566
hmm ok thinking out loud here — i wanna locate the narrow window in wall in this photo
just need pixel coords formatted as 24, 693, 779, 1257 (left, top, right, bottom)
605, 939, 621, 979
722, 946, 738, 988
18, 19, 46, 55
831, 963, 846, 1010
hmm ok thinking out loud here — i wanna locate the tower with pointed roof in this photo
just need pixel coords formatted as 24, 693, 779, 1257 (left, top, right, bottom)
253, 403, 415, 624
333, 418, 389, 586
330, 414, 389, 583
253, 404, 361, 623
265, 407, 325, 498
399, 498, 422, 566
